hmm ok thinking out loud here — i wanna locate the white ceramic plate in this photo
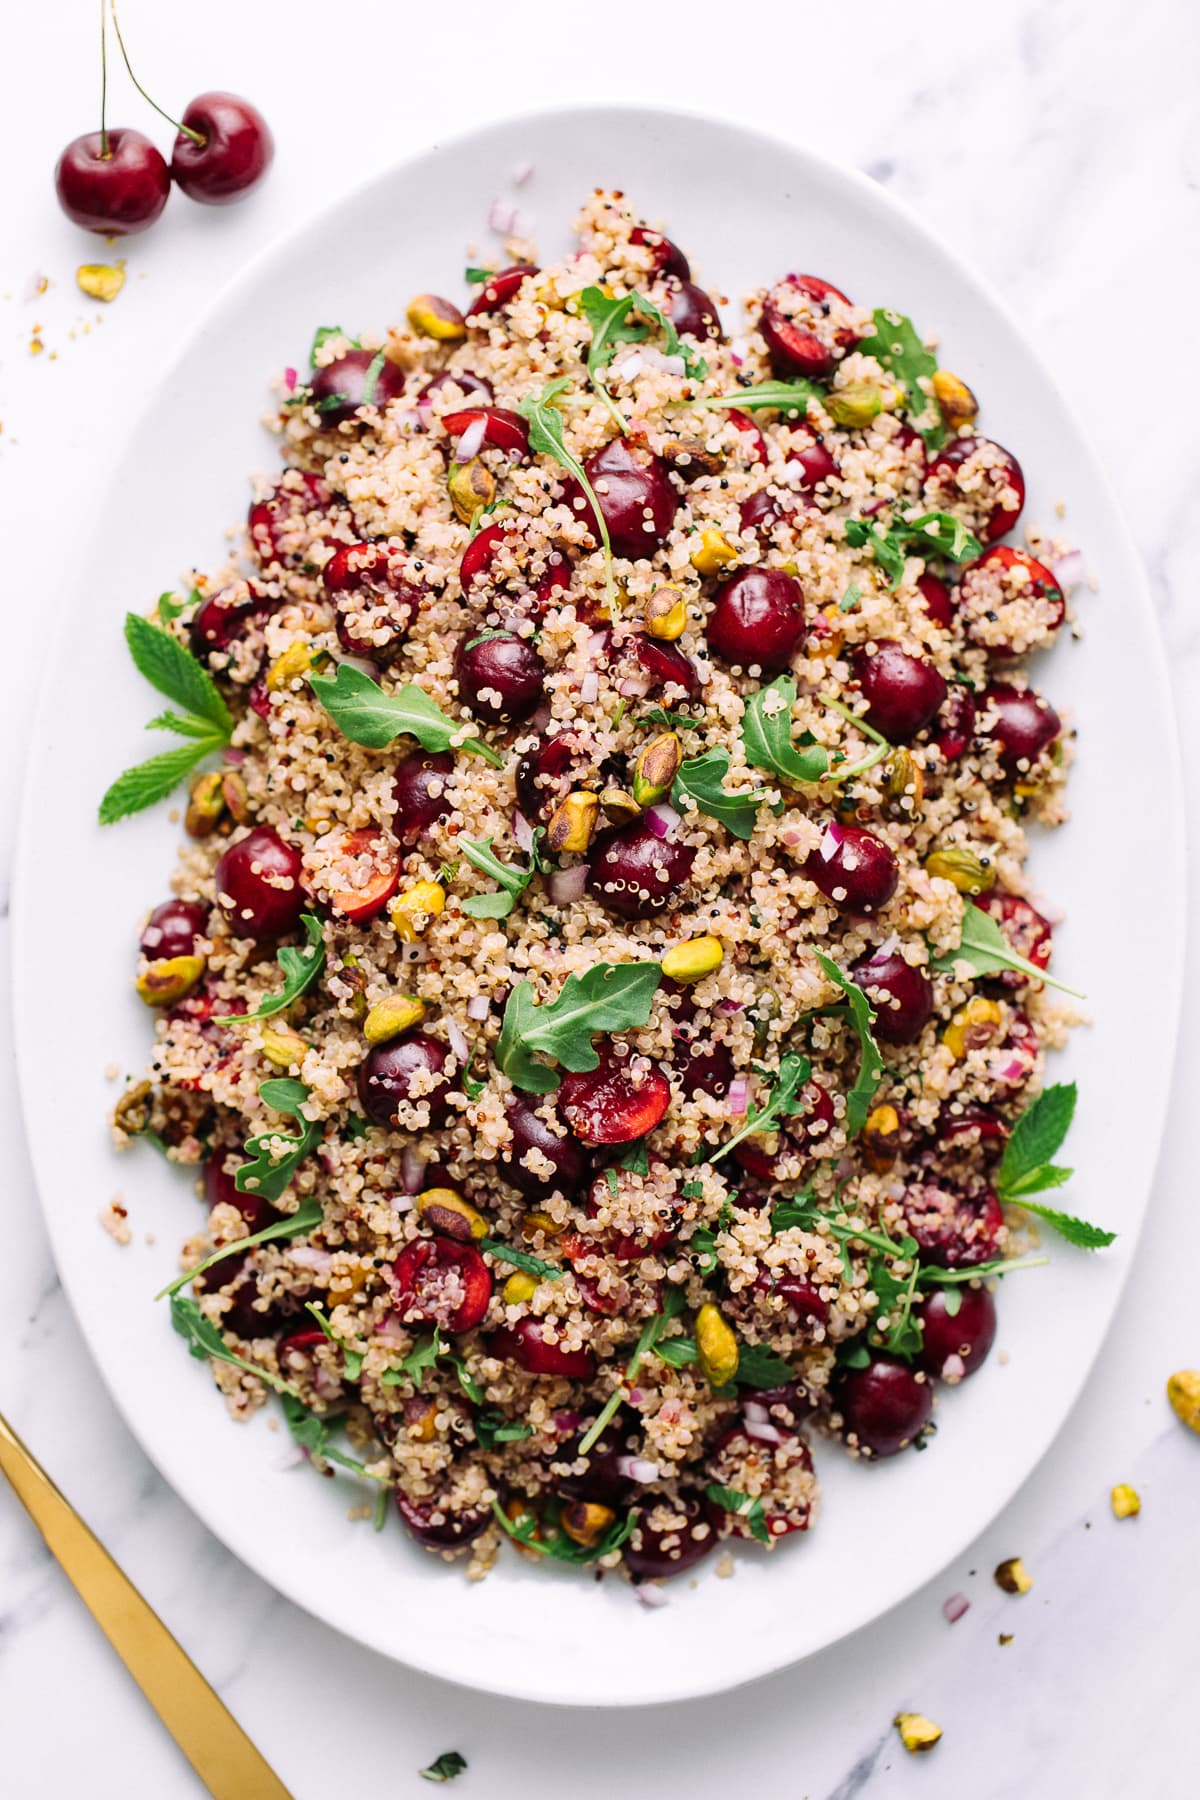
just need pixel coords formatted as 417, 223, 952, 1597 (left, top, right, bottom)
14, 106, 1184, 1706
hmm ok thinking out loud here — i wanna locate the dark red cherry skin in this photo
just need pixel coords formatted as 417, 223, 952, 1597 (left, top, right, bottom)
791, 438, 839, 491
392, 1236, 491, 1333
727, 409, 768, 464
918, 1286, 997, 1380
675, 1038, 734, 1100
760, 274, 861, 379
937, 1104, 1010, 1156
624, 1490, 722, 1580
489, 1319, 596, 1380
326, 826, 400, 923
465, 265, 539, 317
214, 827, 304, 941
960, 544, 1066, 657
739, 485, 799, 539
204, 1155, 278, 1234
981, 683, 1062, 778
441, 406, 529, 457
925, 435, 1025, 542
324, 541, 419, 660
358, 1034, 451, 1131
559, 1050, 672, 1145
834, 1357, 932, 1458
850, 948, 933, 1045
630, 633, 701, 698
977, 890, 1053, 988
189, 579, 272, 664
140, 898, 208, 961
904, 1182, 1005, 1269
309, 350, 405, 426
753, 1268, 829, 1327
552, 1412, 642, 1504
805, 823, 899, 915
55, 129, 170, 235
917, 572, 955, 628
418, 368, 494, 409
630, 225, 690, 280
588, 819, 697, 921
392, 751, 455, 839
706, 568, 805, 673
502, 1096, 588, 1198
668, 279, 721, 340
248, 472, 332, 571
459, 522, 510, 595
514, 732, 592, 824
395, 1491, 489, 1550
562, 440, 677, 560
933, 685, 977, 760
455, 632, 545, 724
853, 640, 948, 741
170, 93, 274, 204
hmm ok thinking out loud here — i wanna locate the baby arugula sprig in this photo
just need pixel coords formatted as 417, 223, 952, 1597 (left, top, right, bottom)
495, 961, 663, 1093
577, 285, 707, 433
99, 613, 233, 824
212, 914, 326, 1028
518, 378, 616, 609
307, 663, 503, 767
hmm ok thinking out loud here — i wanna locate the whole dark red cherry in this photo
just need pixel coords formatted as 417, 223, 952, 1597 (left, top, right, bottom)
55, 129, 170, 235
668, 279, 722, 341
918, 1286, 997, 1380
140, 898, 208, 961
981, 683, 1062, 778
214, 826, 304, 941
502, 1096, 587, 1198
396, 1491, 489, 1551
805, 822, 898, 915
392, 750, 455, 839
852, 640, 947, 741
933, 685, 977, 760
834, 1356, 932, 1458
623, 1491, 722, 1580
588, 818, 696, 920
850, 947, 933, 1044
455, 632, 545, 724
358, 1034, 451, 1130
170, 93, 273, 204
706, 568, 805, 673
630, 225, 691, 280
561, 440, 677, 560
309, 350, 405, 426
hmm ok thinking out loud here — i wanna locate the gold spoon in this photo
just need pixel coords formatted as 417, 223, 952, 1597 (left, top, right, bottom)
0, 1410, 292, 1799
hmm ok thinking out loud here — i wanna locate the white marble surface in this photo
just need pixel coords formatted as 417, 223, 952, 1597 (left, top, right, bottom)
2, 0, 1198, 1793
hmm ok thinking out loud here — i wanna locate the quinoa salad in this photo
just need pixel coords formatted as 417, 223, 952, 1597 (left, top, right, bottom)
108, 192, 1110, 1586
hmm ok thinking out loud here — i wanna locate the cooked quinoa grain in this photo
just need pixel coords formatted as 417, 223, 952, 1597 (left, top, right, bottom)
113, 194, 1089, 1583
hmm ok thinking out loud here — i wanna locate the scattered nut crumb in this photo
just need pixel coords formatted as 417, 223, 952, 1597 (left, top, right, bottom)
1110, 1483, 1141, 1519
994, 1556, 1032, 1594
997, 1349, 1010, 1366
144, 1232, 156, 1246
998, 1632, 1013, 1646
894, 1712, 942, 1754
100, 1196, 131, 1245
1167, 1371, 1200, 1434
104, 1062, 120, 1081
1054, 499, 1066, 517
942, 1592, 970, 1624
346, 1504, 373, 1522
715, 1551, 736, 1579
29, 332, 44, 356
77, 262, 126, 303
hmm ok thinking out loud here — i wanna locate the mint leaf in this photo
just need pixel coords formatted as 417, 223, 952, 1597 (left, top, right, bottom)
706, 1482, 770, 1545
360, 349, 387, 407
672, 747, 766, 841
124, 612, 232, 734
169, 1293, 300, 1397
146, 710, 223, 740
495, 962, 663, 1093
308, 662, 502, 766
99, 739, 223, 825
998, 1083, 1077, 1190
857, 308, 947, 451
731, 1342, 798, 1389
236, 1079, 320, 1203
813, 955, 885, 1137
155, 1194, 323, 1300
1002, 1164, 1074, 1198
213, 914, 326, 1027
686, 379, 824, 416
1010, 1202, 1116, 1250
930, 901, 1083, 999
519, 378, 615, 605
741, 674, 829, 785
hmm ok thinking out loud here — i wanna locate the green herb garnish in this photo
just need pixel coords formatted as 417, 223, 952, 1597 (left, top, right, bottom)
930, 901, 1083, 998
705, 1482, 770, 1545
844, 512, 981, 589
359, 349, 387, 408
155, 1195, 323, 1301
672, 747, 767, 841
518, 377, 615, 607
474, 1410, 534, 1450
640, 705, 706, 731
578, 285, 706, 432
279, 1393, 387, 1480
996, 1083, 1114, 1247
212, 914, 326, 1027
309, 324, 359, 365
579, 1287, 689, 1452
464, 265, 493, 284
839, 581, 862, 614
819, 691, 892, 778
420, 1751, 468, 1784
99, 613, 233, 823
169, 1293, 300, 1398
741, 674, 829, 785
857, 308, 947, 451
813, 955, 885, 1137
308, 662, 503, 766
708, 1051, 812, 1163
684, 379, 825, 416
618, 1138, 651, 1175
459, 829, 546, 920
495, 962, 663, 1094
478, 1238, 562, 1281
236, 1079, 321, 1203
491, 1497, 636, 1565
156, 589, 191, 624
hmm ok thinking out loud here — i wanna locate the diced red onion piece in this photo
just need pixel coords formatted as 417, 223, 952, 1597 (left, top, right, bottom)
512, 811, 536, 853
288, 1246, 333, 1274
454, 416, 487, 462
943, 1592, 970, 1624
401, 1149, 427, 1195
488, 196, 516, 234
715, 998, 743, 1016
283, 366, 297, 393
627, 1387, 645, 1407
742, 1418, 788, 1446
941, 1353, 967, 1384
635, 1584, 670, 1609
466, 994, 490, 1021
446, 1020, 470, 1063
643, 803, 680, 840
547, 865, 588, 905
1050, 548, 1086, 589
512, 159, 534, 186
313, 1364, 342, 1402
614, 1455, 662, 1483
580, 671, 600, 704
727, 1077, 750, 1116
617, 674, 652, 699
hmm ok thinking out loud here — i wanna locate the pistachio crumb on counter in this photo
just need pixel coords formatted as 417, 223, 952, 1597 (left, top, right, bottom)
1110, 1483, 1141, 1520
894, 1712, 943, 1754
994, 1556, 1033, 1595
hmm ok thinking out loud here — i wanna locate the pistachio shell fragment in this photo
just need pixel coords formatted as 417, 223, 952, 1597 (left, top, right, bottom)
993, 1556, 1033, 1594
363, 993, 426, 1045
1167, 1370, 1200, 1434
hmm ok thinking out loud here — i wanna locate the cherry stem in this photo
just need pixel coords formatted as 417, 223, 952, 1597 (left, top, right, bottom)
98, 0, 110, 158
107, 0, 205, 146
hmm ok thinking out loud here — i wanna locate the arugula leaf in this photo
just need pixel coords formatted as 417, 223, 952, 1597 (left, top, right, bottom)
99, 612, 235, 823
579, 1287, 688, 1453
155, 1195, 324, 1300
420, 1751, 468, 1785
279, 1393, 386, 1479
309, 324, 358, 366
464, 266, 493, 284
578, 285, 706, 430
814, 955, 885, 1136
518, 378, 615, 605
866, 1248, 922, 1358
857, 308, 947, 451
491, 1497, 636, 1565
705, 1482, 770, 1545
169, 1293, 300, 1397
308, 662, 503, 766
478, 1238, 562, 1281
157, 590, 187, 624
655, 1335, 698, 1368
839, 582, 863, 614
236, 1079, 321, 1203
731, 1341, 799, 1389
844, 513, 981, 589
844, 516, 907, 587
382, 1329, 446, 1385
473, 1409, 533, 1450
618, 1138, 651, 1176
917, 1254, 1048, 1287
711, 1051, 812, 1163
930, 901, 1083, 999
460, 830, 545, 920
495, 962, 663, 1093
640, 705, 706, 731
212, 914, 326, 1027
360, 349, 387, 408
741, 675, 829, 785
685, 379, 825, 416
672, 748, 766, 841
99, 740, 226, 825
1001, 1202, 1115, 1249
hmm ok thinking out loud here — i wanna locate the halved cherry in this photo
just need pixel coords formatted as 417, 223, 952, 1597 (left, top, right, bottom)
248, 472, 333, 571
459, 522, 512, 595
559, 1049, 671, 1145
629, 633, 702, 698
902, 1180, 1005, 1269
933, 685, 977, 760
917, 1286, 997, 1380
514, 731, 594, 824
323, 541, 420, 660
465, 264, 539, 317
727, 408, 768, 465
441, 406, 530, 457
937, 1104, 1010, 1155
958, 544, 1065, 658
623, 1490, 721, 1579
707, 1420, 816, 1540
977, 890, 1053, 987
395, 1490, 490, 1550
489, 1318, 596, 1379
630, 225, 690, 280
752, 1268, 829, 1329
325, 827, 401, 922
925, 435, 1025, 542
917, 571, 955, 628
189, 578, 275, 665
392, 1236, 492, 1333
760, 274, 862, 379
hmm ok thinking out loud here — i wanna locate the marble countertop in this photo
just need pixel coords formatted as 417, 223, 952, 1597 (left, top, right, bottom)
2, 0, 1197, 1793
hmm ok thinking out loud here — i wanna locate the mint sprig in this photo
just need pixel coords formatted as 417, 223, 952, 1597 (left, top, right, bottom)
996, 1083, 1114, 1248
495, 961, 663, 1094
99, 613, 233, 824
308, 662, 503, 767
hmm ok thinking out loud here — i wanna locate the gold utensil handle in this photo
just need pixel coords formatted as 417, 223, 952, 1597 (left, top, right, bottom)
0, 1411, 292, 1800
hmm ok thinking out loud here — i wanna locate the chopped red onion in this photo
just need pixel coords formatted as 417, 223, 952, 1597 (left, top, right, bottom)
512, 159, 534, 186
861, 497, 886, 517
223, 747, 246, 766
512, 810, 536, 853
466, 994, 490, 1021
1050, 548, 1086, 590
454, 415, 486, 462
488, 196, 516, 234
283, 366, 297, 394
580, 671, 600, 704
942, 1592, 970, 1624
635, 1584, 669, 1610
288, 1246, 332, 1274
940, 1353, 967, 1384
617, 673, 652, 699
416, 392, 436, 430
547, 865, 588, 905
614, 1455, 662, 1483
554, 1410, 581, 1432
644, 803, 680, 840
313, 1364, 342, 1402
742, 1418, 789, 1446
627, 1387, 645, 1407
819, 821, 844, 862
401, 1149, 427, 1195
715, 998, 744, 1016
446, 1020, 470, 1063
377, 1310, 406, 1341
727, 1076, 750, 1116
615, 351, 644, 383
